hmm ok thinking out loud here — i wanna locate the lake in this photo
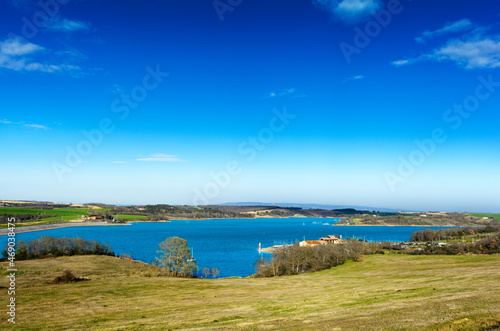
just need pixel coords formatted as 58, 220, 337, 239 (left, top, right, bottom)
1, 218, 450, 277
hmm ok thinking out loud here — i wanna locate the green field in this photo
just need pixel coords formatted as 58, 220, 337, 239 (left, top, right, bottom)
467, 213, 500, 221
113, 214, 148, 220
0, 207, 89, 216
1, 254, 499, 330
0, 207, 91, 228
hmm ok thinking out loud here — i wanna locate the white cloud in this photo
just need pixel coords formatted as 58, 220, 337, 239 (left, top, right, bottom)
111, 84, 125, 95
0, 38, 80, 73
24, 123, 49, 129
47, 18, 90, 33
313, 0, 382, 25
0, 38, 43, 56
433, 37, 500, 69
343, 74, 365, 82
415, 19, 473, 43
390, 58, 423, 67
392, 35, 500, 70
269, 88, 298, 98
0, 119, 50, 129
136, 154, 184, 162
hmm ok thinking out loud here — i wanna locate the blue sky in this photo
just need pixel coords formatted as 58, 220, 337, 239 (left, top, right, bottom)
1, 0, 499, 211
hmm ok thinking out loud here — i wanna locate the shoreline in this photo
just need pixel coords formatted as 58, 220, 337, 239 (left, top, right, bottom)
0, 218, 466, 236
0, 221, 130, 236
333, 223, 460, 227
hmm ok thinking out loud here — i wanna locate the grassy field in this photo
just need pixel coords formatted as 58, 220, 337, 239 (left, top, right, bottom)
1, 254, 499, 330
113, 214, 148, 220
467, 213, 500, 221
0, 207, 88, 216
0, 207, 91, 228
0, 207, 121, 227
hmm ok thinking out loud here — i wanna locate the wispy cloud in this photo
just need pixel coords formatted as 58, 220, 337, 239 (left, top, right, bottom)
111, 84, 125, 95
47, 18, 91, 33
415, 19, 473, 43
0, 38, 43, 56
392, 27, 500, 70
313, 0, 382, 25
0, 38, 80, 73
1, 119, 51, 130
136, 154, 184, 162
342, 74, 365, 83
111, 161, 127, 164
24, 124, 50, 129
269, 88, 298, 98
432, 37, 500, 69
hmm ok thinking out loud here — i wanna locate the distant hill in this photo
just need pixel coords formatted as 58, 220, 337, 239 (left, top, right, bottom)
219, 202, 406, 213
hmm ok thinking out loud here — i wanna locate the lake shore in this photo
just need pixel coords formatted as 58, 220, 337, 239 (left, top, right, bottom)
0, 218, 463, 236
333, 223, 460, 227
0, 221, 130, 236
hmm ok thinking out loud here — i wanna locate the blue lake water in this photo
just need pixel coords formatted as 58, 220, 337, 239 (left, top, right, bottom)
1, 218, 451, 278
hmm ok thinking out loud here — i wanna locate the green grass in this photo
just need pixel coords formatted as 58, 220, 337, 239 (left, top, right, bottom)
0, 207, 92, 228
113, 214, 148, 220
1, 254, 499, 330
0, 207, 89, 216
467, 213, 500, 220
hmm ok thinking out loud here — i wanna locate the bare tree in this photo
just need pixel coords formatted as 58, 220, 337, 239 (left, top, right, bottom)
211, 267, 220, 279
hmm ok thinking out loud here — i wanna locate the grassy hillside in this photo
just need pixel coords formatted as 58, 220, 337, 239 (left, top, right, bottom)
1, 254, 499, 330
467, 213, 500, 221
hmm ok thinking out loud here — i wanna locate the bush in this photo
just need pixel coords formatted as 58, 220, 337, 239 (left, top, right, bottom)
50, 270, 89, 284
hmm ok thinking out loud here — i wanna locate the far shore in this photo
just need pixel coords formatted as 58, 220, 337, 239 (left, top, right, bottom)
333, 223, 460, 227
0, 218, 465, 236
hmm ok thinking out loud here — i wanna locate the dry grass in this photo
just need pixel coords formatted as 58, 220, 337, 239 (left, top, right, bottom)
1, 254, 499, 330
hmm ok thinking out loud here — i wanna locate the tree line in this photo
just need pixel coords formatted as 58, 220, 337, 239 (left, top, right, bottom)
0, 213, 57, 224
2, 236, 114, 260
411, 226, 499, 242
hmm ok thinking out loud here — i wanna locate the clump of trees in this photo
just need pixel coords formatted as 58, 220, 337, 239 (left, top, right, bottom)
411, 226, 499, 242
153, 237, 198, 277
2, 236, 114, 260
254, 240, 366, 277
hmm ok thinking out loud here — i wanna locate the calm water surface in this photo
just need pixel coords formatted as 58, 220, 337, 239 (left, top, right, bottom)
1, 218, 450, 277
